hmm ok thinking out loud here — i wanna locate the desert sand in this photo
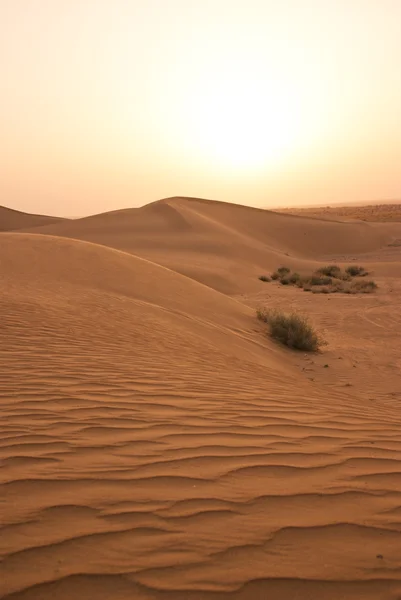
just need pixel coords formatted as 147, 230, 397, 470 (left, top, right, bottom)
1, 197, 401, 600
280, 202, 401, 222
0, 205, 64, 232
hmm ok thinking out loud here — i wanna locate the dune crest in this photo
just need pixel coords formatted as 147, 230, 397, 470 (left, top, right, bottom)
0, 205, 65, 232
21, 196, 401, 295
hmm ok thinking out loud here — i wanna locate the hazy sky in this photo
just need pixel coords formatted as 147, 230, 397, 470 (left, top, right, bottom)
1, 0, 400, 216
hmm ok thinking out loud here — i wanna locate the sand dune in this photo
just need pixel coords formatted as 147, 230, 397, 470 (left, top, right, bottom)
23, 197, 401, 294
0, 205, 65, 232
1, 222, 401, 599
281, 202, 401, 222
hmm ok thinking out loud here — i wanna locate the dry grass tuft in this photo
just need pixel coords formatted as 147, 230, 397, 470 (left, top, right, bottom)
348, 279, 378, 293
263, 264, 377, 294
345, 265, 368, 277
257, 308, 324, 352
316, 265, 342, 278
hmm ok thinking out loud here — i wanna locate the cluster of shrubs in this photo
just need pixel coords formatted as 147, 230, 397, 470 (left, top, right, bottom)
257, 308, 324, 352
259, 265, 377, 294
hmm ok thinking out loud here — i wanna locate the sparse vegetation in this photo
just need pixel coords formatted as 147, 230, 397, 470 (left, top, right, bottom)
337, 271, 352, 281
260, 263, 377, 294
309, 275, 332, 286
257, 308, 324, 352
345, 265, 368, 277
259, 275, 271, 282
348, 279, 378, 293
316, 265, 342, 278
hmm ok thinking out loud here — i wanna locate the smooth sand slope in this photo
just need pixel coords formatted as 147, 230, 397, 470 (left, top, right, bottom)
24, 197, 401, 294
1, 230, 401, 600
0, 205, 65, 232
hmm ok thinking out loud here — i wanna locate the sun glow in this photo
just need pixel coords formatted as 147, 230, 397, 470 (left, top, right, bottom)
182, 66, 309, 172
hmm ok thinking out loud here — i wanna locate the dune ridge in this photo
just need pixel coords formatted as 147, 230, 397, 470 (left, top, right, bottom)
1, 198, 401, 599
22, 197, 401, 295
0, 205, 65, 232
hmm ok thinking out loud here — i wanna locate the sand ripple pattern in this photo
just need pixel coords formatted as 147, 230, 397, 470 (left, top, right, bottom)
1, 234, 401, 600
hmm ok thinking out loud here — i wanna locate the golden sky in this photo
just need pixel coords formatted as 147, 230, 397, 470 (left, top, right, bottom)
1, 0, 400, 216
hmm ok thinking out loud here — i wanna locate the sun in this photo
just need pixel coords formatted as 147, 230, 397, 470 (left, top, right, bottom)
184, 69, 304, 171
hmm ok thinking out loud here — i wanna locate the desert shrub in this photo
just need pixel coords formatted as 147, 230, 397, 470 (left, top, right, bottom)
345, 265, 368, 277
268, 263, 374, 295
349, 279, 377, 293
337, 271, 352, 281
308, 279, 355, 294
330, 280, 346, 292
309, 275, 332, 286
259, 275, 271, 282
316, 265, 342, 278
257, 308, 324, 351
256, 307, 270, 323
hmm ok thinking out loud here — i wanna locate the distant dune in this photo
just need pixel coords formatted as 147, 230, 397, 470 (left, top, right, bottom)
280, 202, 401, 222
2, 198, 401, 599
22, 196, 401, 294
0, 204, 66, 232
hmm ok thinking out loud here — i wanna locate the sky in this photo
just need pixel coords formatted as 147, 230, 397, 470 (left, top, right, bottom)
1, 0, 400, 216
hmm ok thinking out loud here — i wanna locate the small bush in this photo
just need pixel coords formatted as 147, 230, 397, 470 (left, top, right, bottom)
256, 308, 270, 323
330, 280, 346, 292
345, 265, 368, 277
268, 264, 374, 296
316, 265, 342, 278
349, 279, 377, 293
257, 309, 324, 351
259, 275, 271, 282
309, 275, 332, 286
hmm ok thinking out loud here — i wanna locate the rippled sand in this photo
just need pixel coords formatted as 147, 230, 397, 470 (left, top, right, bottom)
1, 198, 401, 599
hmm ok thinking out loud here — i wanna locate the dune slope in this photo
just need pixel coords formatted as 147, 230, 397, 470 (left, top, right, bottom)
24, 197, 401, 294
1, 233, 401, 600
0, 205, 65, 232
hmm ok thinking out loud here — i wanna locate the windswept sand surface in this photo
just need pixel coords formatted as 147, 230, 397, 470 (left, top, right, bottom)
280, 203, 401, 222
1, 199, 401, 599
